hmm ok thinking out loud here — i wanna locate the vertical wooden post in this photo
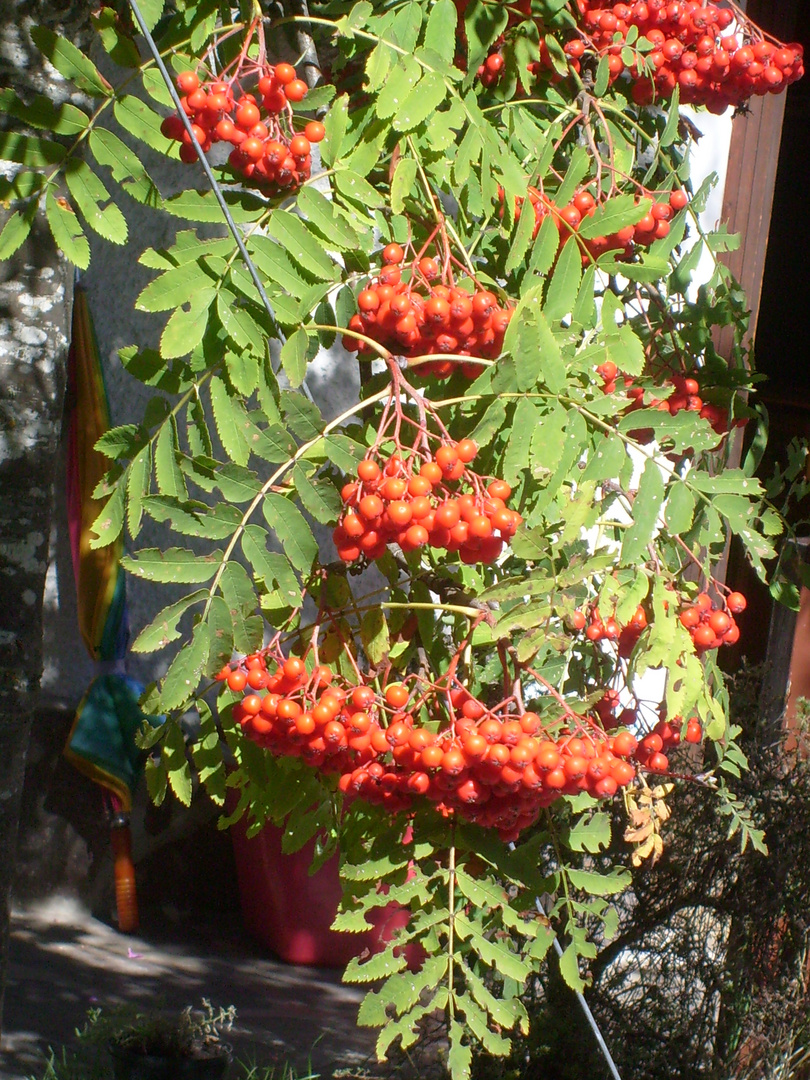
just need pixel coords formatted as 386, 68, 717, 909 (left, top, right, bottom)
715, 0, 799, 356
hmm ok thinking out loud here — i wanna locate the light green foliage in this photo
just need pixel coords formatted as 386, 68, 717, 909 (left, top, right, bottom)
4, 1, 803, 1075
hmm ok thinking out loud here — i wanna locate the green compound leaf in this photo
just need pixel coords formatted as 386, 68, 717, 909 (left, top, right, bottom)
262, 492, 318, 575
665, 481, 696, 535
567, 811, 612, 853
209, 375, 252, 467
0, 132, 66, 167
121, 547, 223, 583
131, 590, 209, 653
0, 207, 34, 262
137, 262, 215, 313
160, 287, 216, 359
126, 444, 151, 540
137, 0, 165, 31
141, 497, 240, 541
357, 954, 448, 1026
162, 721, 192, 806
376, 55, 422, 120
502, 398, 540, 487
266, 210, 337, 281
89, 484, 125, 549
456, 990, 512, 1056
292, 464, 341, 524
30, 26, 112, 96
558, 940, 586, 992
393, 72, 447, 131
620, 457, 666, 567
424, 0, 458, 62
44, 191, 90, 269
391, 156, 418, 214
567, 866, 632, 895
114, 95, 172, 152
296, 186, 361, 250
241, 527, 301, 607
91, 7, 142, 68
89, 128, 158, 205
206, 595, 234, 669
159, 621, 210, 713
465, 962, 529, 1033
360, 607, 390, 665
448, 1021, 473, 1080
454, 913, 530, 981
344, 944, 408, 985
505, 196, 536, 275
544, 238, 582, 321
220, 561, 263, 655
0, 89, 89, 134
154, 419, 186, 499
280, 328, 310, 389
578, 194, 652, 240
97, 423, 152, 462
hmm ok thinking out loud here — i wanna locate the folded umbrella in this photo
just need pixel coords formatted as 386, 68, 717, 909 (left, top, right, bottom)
63, 283, 160, 931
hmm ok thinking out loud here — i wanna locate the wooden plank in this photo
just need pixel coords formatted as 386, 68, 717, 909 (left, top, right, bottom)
714, 0, 800, 357
759, 540, 810, 738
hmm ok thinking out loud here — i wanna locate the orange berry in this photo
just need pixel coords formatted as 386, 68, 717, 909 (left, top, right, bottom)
382, 243, 405, 264
404, 524, 429, 547
487, 480, 512, 500
227, 669, 248, 692
420, 461, 443, 485
385, 683, 409, 708
359, 494, 384, 520
435, 445, 459, 473
455, 438, 477, 463
274, 63, 297, 85
304, 120, 326, 142
284, 79, 308, 102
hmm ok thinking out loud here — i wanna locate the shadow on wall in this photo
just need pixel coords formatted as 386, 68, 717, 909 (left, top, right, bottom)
14, 705, 240, 922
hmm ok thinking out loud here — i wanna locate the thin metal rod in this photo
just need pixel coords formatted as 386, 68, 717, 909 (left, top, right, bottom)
536, 897, 623, 1080
550, 933, 623, 1080
126, 0, 315, 402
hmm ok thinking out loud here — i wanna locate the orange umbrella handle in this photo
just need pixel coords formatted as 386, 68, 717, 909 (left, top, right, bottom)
110, 819, 139, 933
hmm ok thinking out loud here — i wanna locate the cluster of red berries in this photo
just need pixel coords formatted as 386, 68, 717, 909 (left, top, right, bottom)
333, 442, 522, 566
572, 603, 649, 658
342, 244, 513, 377
478, 51, 507, 87
597, 364, 739, 441
679, 590, 745, 650
633, 714, 702, 772
507, 185, 688, 266
477, 2, 804, 114
220, 653, 648, 841
159, 65, 324, 193
570, 1, 804, 111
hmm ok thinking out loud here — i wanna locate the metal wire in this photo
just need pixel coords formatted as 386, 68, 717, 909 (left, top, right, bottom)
536, 896, 624, 1080
126, 0, 315, 403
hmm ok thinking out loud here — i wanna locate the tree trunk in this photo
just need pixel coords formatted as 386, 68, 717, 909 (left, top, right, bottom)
0, 217, 72, 1043
0, 0, 92, 1043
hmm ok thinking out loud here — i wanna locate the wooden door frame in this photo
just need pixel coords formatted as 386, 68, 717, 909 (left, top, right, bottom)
716, 0, 801, 349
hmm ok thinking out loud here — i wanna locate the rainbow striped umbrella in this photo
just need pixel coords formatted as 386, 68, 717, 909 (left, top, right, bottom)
63, 284, 159, 930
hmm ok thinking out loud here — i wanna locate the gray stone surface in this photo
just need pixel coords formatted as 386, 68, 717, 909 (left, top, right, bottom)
1, 903, 378, 1080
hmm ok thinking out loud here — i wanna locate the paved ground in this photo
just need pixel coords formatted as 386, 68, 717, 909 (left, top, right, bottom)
0, 900, 382, 1080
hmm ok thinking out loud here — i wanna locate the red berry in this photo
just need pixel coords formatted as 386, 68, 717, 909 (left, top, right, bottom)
285, 79, 309, 102
304, 121, 326, 143
274, 63, 297, 85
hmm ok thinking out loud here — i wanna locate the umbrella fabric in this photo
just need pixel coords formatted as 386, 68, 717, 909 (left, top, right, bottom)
64, 673, 155, 811
63, 285, 160, 813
